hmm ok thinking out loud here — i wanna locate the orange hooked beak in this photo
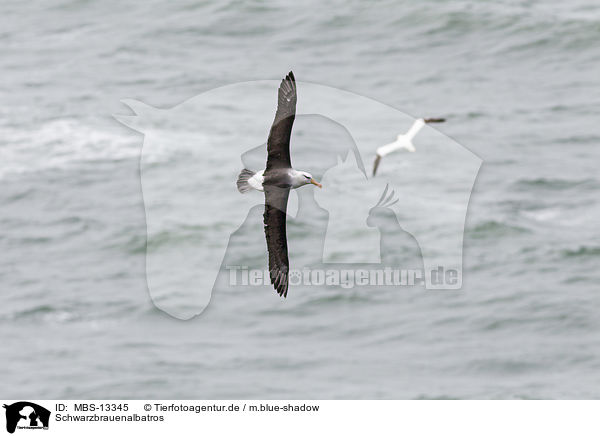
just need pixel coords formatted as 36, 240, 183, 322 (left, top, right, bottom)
310, 179, 322, 188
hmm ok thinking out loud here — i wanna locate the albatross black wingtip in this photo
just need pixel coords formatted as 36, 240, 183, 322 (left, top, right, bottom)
278, 71, 296, 100
278, 283, 288, 298
271, 269, 289, 298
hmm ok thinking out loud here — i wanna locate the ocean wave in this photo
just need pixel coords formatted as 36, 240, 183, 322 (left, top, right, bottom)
6, 304, 79, 324
513, 177, 598, 191
467, 220, 529, 239
0, 119, 140, 180
561, 246, 600, 258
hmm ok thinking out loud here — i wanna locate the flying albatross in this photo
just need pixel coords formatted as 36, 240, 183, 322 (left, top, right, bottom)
372, 117, 445, 176
236, 71, 322, 297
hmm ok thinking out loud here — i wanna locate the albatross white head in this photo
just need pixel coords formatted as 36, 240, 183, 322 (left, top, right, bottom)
292, 170, 322, 189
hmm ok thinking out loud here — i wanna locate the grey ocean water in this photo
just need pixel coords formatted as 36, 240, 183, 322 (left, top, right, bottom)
1, 0, 599, 398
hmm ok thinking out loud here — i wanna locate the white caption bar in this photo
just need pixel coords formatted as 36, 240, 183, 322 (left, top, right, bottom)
1, 400, 597, 435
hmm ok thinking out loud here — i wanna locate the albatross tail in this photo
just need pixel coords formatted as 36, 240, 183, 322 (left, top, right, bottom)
237, 168, 256, 193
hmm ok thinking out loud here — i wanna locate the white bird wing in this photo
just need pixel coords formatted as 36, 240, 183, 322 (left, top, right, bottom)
403, 142, 416, 153
373, 137, 416, 176
376, 140, 399, 157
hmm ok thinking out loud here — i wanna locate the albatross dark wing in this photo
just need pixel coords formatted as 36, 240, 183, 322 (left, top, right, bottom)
266, 71, 297, 171
263, 185, 290, 297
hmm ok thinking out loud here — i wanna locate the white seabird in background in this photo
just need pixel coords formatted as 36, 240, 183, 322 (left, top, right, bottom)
372, 117, 445, 176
